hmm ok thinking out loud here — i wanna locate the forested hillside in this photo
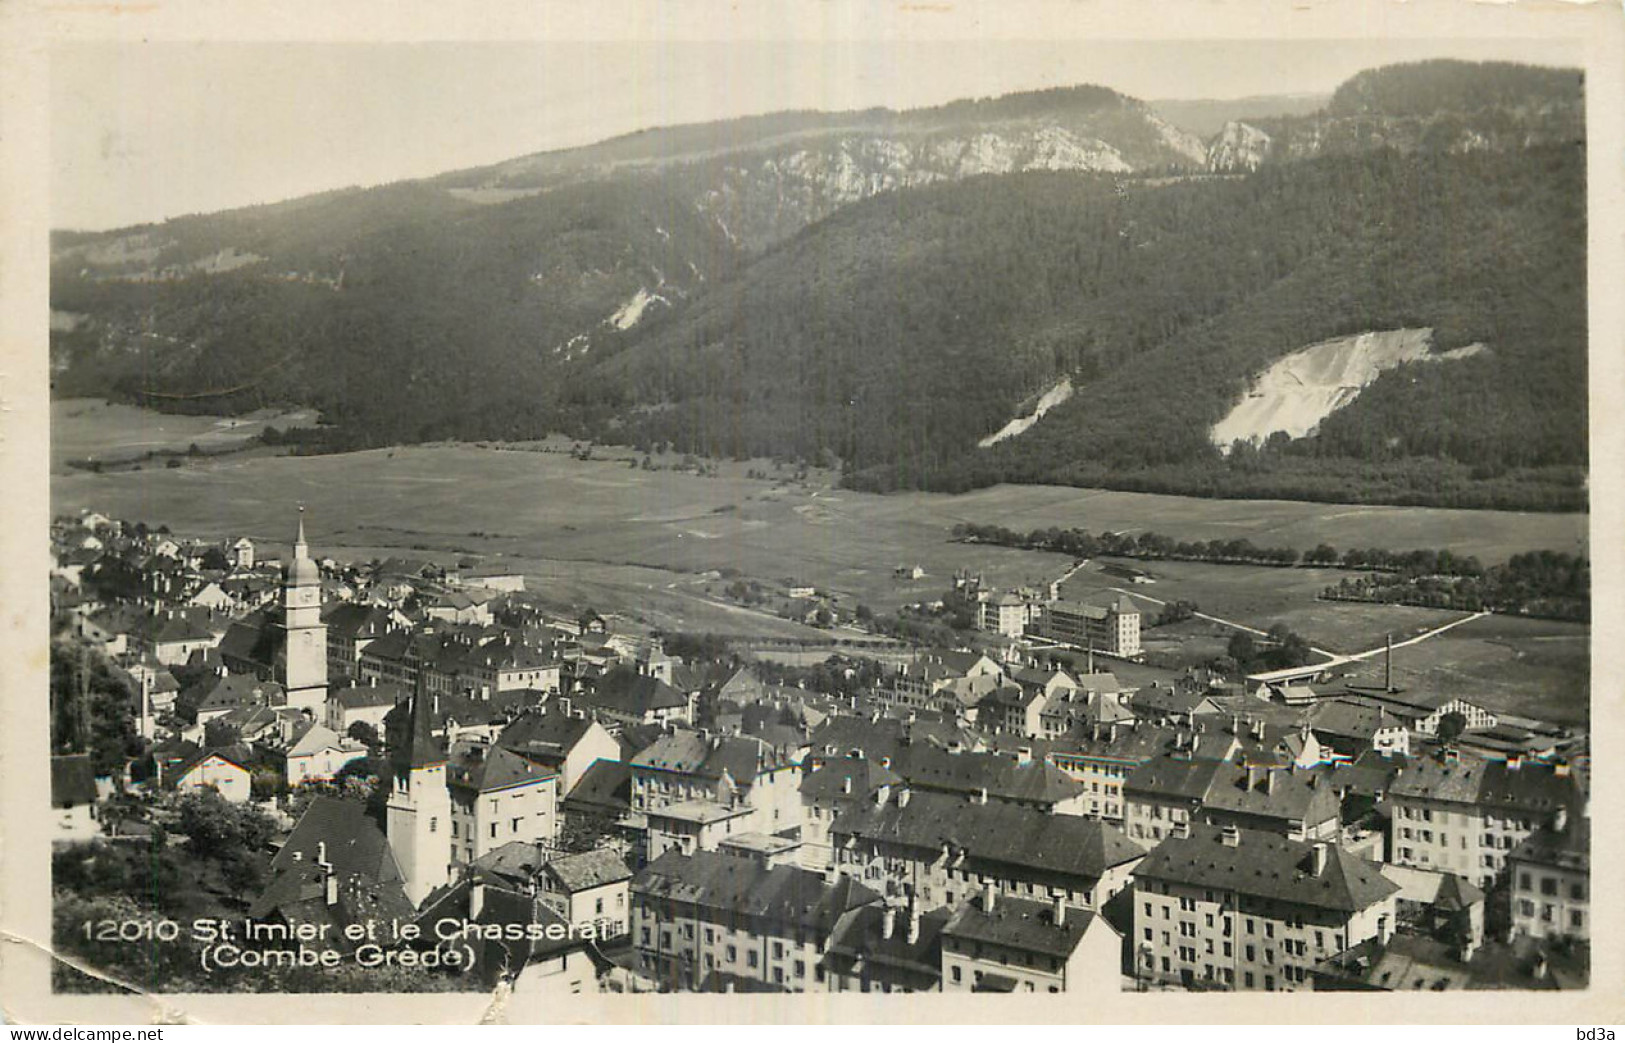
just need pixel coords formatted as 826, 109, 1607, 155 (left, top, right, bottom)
50, 61, 1589, 510
578, 145, 1585, 509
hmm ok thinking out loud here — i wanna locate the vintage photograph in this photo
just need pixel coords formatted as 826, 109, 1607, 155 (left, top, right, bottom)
30, 19, 1597, 1009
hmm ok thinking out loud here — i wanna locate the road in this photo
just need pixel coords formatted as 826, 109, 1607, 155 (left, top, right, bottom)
1111, 585, 1492, 665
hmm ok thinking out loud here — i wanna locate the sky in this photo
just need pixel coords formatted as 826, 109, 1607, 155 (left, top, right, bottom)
50, 37, 1582, 231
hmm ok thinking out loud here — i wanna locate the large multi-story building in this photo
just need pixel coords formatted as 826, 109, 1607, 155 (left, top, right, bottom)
1508, 807, 1589, 941
1038, 596, 1141, 658
829, 789, 1144, 913
630, 849, 881, 991
445, 739, 561, 868
1132, 823, 1400, 992
1386, 750, 1576, 888
940, 887, 1123, 994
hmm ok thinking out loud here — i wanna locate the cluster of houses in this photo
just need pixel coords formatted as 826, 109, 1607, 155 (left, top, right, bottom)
49, 508, 1589, 995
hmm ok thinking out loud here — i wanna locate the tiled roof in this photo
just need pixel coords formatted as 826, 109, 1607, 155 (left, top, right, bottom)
1509, 814, 1588, 873
943, 892, 1099, 960
893, 746, 1085, 807
545, 849, 632, 892
1388, 750, 1576, 814
800, 757, 905, 803
249, 797, 411, 922
831, 791, 1144, 886
331, 682, 409, 709
1135, 824, 1399, 913
1124, 754, 1229, 803
824, 904, 950, 989
447, 744, 556, 794
633, 850, 879, 933
581, 666, 688, 716
563, 759, 633, 815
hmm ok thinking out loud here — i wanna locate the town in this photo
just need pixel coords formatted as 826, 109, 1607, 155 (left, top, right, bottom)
48, 506, 1589, 995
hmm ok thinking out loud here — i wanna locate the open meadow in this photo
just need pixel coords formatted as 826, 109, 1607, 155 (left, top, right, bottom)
50, 430, 1590, 720
51, 398, 318, 473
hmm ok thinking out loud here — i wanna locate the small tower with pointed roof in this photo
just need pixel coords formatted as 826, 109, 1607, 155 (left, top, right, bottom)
280, 506, 328, 712
386, 680, 451, 907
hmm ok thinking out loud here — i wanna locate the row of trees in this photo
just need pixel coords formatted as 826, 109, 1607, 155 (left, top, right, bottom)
1323, 549, 1589, 621
952, 521, 1499, 578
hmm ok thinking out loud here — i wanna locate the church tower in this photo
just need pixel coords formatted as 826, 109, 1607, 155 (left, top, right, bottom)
280, 507, 328, 712
387, 682, 451, 907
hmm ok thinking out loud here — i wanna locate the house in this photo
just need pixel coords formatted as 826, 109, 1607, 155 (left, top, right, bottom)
823, 903, 949, 993
1122, 754, 1230, 843
171, 747, 255, 803
176, 671, 285, 726
1508, 807, 1589, 941
444, 740, 561, 867
1197, 762, 1341, 841
797, 755, 905, 871
885, 744, 1085, 815
538, 848, 633, 940
495, 709, 620, 796
1309, 698, 1411, 759
436, 879, 604, 995
830, 789, 1145, 915
578, 666, 692, 728
128, 610, 218, 667
1132, 823, 1400, 991
321, 603, 396, 683
941, 887, 1122, 995
1342, 690, 1499, 737
275, 721, 369, 786
1312, 932, 1588, 991
629, 730, 801, 831
325, 681, 409, 738
1129, 683, 1221, 726
629, 848, 882, 991
248, 796, 414, 939
1042, 723, 1186, 823
51, 754, 101, 841
1387, 749, 1577, 887
561, 759, 636, 853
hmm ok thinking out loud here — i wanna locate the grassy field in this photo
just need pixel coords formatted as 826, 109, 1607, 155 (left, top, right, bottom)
1339, 615, 1590, 725
52, 398, 318, 473
1059, 558, 1468, 655
51, 434, 1589, 720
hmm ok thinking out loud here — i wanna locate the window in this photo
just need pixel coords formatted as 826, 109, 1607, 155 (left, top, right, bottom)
951, 966, 962, 984
1519, 872, 1533, 891
1571, 911, 1584, 929
596, 898, 604, 915
429, 817, 438, 833
747, 951, 759, 968
795, 960, 805, 978
1571, 882, 1586, 901
726, 945, 737, 963
1540, 877, 1558, 897
641, 928, 651, 946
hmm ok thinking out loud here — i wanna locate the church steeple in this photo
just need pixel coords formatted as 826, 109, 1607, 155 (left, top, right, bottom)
280, 504, 326, 711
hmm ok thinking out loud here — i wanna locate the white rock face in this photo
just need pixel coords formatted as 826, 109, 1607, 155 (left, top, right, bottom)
1206, 121, 1273, 171
609, 287, 669, 330
978, 377, 1075, 447
1210, 329, 1486, 450
1147, 112, 1210, 166
1026, 127, 1131, 172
